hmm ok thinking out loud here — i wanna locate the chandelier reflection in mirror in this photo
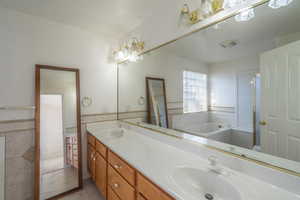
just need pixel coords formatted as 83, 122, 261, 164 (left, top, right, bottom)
235, 7, 255, 21
181, 0, 294, 24
113, 38, 145, 63
268, 0, 293, 9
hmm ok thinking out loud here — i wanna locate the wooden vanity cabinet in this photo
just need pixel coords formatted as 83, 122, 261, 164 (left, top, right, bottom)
95, 152, 107, 198
108, 187, 121, 200
137, 194, 147, 200
87, 133, 95, 173
87, 144, 96, 180
108, 151, 135, 186
96, 140, 107, 158
108, 165, 135, 200
136, 173, 173, 200
87, 131, 175, 200
88, 132, 96, 146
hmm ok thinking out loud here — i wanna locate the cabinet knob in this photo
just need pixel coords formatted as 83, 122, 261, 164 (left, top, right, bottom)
114, 164, 122, 169
113, 183, 119, 188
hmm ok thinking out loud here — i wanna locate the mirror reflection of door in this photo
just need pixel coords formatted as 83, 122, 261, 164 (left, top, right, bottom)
35, 65, 82, 200
260, 42, 300, 161
40, 94, 64, 174
146, 77, 169, 128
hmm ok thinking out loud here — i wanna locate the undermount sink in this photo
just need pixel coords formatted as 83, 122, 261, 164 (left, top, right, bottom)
105, 128, 124, 140
172, 167, 241, 200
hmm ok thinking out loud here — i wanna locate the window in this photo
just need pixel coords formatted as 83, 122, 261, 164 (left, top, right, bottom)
183, 71, 207, 113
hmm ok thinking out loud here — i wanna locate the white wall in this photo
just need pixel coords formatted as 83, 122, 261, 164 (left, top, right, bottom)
0, 6, 117, 121
208, 55, 259, 131
119, 49, 208, 112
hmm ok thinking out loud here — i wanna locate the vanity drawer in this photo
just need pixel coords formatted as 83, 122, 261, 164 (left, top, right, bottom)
137, 173, 174, 200
96, 139, 107, 158
108, 187, 121, 200
108, 151, 135, 186
108, 165, 135, 200
87, 132, 96, 147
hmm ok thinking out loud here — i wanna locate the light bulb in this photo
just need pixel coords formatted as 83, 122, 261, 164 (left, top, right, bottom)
223, 0, 245, 9
115, 51, 125, 61
268, 0, 293, 9
235, 7, 255, 22
128, 51, 140, 62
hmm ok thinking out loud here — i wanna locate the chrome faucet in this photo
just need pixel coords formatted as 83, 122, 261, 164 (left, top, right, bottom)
208, 156, 223, 174
208, 156, 217, 166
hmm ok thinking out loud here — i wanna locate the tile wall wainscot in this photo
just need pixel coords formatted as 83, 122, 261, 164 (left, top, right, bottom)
118, 101, 183, 128
0, 111, 122, 200
0, 105, 182, 200
0, 105, 279, 199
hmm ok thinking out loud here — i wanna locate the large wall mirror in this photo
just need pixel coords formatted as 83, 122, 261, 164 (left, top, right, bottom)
35, 65, 82, 200
118, 1, 300, 175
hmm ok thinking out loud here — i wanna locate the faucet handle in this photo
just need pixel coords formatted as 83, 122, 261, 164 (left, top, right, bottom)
208, 156, 218, 166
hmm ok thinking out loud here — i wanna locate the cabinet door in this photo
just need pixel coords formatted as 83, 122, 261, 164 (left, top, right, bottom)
87, 145, 92, 172
137, 194, 147, 200
108, 151, 135, 186
88, 145, 96, 180
108, 187, 121, 200
108, 166, 135, 200
95, 152, 107, 198
137, 173, 173, 200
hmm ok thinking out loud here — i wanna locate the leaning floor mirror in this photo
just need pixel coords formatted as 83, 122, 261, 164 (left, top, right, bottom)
34, 65, 82, 200
146, 77, 169, 128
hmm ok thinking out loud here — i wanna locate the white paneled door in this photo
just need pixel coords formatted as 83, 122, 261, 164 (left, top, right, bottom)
260, 40, 300, 162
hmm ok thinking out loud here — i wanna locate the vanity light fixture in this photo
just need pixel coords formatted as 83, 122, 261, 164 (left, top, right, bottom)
223, 0, 255, 22
180, 0, 224, 25
180, 3, 202, 24
113, 38, 145, 63
268, 0, 293, 9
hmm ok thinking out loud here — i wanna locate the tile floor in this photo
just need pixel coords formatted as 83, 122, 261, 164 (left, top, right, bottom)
60, 179, 104, 200
40, 167, 78, 199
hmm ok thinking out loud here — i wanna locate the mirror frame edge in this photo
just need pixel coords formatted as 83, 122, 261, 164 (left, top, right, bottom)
116, 0, 300, 177
34, 64, 83, 200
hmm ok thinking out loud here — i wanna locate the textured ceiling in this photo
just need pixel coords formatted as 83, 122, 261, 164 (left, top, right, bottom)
1, 0, 299, 64
160, 1, 300, 64
0, 0, 164, 38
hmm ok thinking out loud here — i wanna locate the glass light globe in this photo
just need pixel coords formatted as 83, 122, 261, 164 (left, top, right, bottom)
128, 51, 139, 62
115, 51, 125, 61
268, 0, 293, 9
223, 0, 245, 9
235, 7, 255, 22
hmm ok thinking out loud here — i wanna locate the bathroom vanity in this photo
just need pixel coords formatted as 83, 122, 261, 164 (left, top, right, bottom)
87, 121, 300, 200
87, 127, 174, 200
